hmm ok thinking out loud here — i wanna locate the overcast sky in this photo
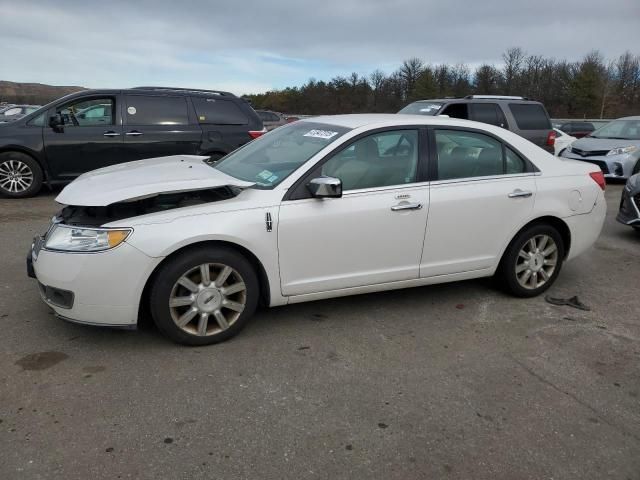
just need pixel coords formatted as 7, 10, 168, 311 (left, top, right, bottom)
1, 0, 639, 95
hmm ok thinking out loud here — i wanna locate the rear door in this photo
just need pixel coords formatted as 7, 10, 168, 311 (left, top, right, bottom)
469, 103, 508, 129
122, 95, 202, 160
42, 95, 123, 178
192, 97, 255, 153
421, 128, 536, 277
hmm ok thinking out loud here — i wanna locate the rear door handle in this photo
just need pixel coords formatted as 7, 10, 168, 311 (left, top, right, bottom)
508, 189, 533, 198
391, 203, 423, 211
126, 131, 143, 137
103, 131, 120, 137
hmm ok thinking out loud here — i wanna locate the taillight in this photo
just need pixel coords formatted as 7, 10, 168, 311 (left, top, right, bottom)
546, 130, 556, 146
589, 171, 606, 191
248, 127, 267, 139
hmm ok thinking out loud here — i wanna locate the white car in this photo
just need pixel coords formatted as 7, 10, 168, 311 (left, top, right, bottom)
29, 115, 607, 345
553, 128, 577, 156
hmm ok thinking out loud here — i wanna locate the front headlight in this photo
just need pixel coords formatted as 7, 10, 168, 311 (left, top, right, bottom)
44, 225, 131, 252
607, 145, 637, 156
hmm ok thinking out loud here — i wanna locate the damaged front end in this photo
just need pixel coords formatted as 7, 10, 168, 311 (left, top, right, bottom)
56, 187, 240, 226
616, 174, 640, 229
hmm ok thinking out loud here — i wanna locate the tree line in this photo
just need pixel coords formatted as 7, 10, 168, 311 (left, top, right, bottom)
245, 48, 640, 119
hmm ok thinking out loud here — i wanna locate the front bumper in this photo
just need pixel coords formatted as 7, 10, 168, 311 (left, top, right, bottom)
28, 237, 161, 328
561, 151, 635, 179
616, 187, 640, 227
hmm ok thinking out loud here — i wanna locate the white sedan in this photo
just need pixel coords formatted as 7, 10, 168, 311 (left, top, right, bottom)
29, 115, 607, 345
553, 128, 577, 156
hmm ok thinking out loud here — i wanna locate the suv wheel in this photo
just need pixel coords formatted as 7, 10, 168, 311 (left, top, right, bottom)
0, 152, 43, 198
150, 246, 259, 345
498, 224, 565, 297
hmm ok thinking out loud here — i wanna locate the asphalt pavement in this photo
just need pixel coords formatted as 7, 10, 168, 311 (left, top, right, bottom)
0, 184, 638, 480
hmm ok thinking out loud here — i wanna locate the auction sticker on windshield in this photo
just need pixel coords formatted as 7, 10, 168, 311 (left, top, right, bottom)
303, 129, 339, 139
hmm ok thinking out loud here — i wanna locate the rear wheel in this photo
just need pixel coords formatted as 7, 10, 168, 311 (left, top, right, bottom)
498, 224, 565, 297
150, 246, 259, 345
0, 152, 43, 198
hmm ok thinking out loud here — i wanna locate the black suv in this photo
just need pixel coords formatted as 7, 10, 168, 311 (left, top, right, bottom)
0, 87, 265, 197
399, 95, 555, 153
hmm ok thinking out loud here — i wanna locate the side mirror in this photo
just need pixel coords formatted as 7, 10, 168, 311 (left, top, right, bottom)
307, 176, 342, 198
49, 114, 64, 131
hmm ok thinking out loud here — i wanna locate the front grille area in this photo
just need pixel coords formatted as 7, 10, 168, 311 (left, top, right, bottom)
571, 148, 610, 157
38, 282, 74, 309
581, 159, 610, 174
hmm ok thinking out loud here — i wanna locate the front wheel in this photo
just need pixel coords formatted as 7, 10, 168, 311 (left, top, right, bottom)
149, 246, 259, 345
498, 224, 565, 297
0, 152, 43, 198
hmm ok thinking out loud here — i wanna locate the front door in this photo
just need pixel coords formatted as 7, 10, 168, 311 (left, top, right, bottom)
43, 95, 123, 178
122, 95, 202, 160
278, 129, 429, 296
420, 128, 536, 277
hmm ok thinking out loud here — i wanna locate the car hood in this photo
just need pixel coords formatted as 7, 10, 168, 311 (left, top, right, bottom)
56, 155, 255, 207
572, 137, 640, 151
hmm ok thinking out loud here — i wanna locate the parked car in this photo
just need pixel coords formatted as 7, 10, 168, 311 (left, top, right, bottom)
0, 87, 265, 198
0, 104, 41, 123
561, 116, 640, 179
553, 128, 577, 156
28, 114, 607, 345
616, 159, 640, 231
399, 95, 556, 153
558, 121, 595, 138
256, 110, 288, 131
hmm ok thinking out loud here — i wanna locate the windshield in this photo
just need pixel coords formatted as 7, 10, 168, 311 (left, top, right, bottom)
214, 121, 351, 188
398, 102, 443, 116
590, 120, 640, 140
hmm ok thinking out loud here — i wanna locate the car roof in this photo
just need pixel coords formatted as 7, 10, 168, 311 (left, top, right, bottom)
409, 98, 543, 104
616, 116, 640, 121
301, 113, 484, 129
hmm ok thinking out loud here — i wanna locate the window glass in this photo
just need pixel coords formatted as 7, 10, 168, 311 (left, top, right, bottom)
590, 120, 640, 140
125, 95, 189, 126
440, 103, 469, 120
192, 97, 248, 125
505, 147, 527, 174
2, 107, 21, 116
320, 130, 419, 190
470, 104, 501, 126
214, 122, 350, 188
56, 98, 115, 126
398, 102, 443, 115
508, 103, 551, 130
28, 113, 45, 127
435, 129, 503, 180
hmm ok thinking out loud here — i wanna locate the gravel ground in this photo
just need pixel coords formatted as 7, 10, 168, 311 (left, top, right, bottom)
0, 183, 638, 480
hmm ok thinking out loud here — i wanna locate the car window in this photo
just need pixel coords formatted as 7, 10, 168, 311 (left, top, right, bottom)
2, 107, 21, 116
435, 129, 504, 180
590, 120, 640, 140
440, 103, 469, 120
192, 98, 248, 125
28, 113, 45, 127
508, 103, 551, 130
398, 102, 443, 115
56, 98, 115, 126
125, 95, 189, 126
214, 122, 350, 188
320, 130, 419, 191
470, 103, 503, 127
505, 147, 526, 174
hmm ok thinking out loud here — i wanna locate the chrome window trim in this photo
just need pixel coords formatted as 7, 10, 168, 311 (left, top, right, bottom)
429, 172, 539, 187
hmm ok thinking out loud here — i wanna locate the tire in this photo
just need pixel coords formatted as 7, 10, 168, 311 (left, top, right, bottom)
149, 246, 259, 346
498, 223, 565, 298
0, 152, 44, 198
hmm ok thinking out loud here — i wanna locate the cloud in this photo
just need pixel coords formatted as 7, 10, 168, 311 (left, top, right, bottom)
1, 0, 638, 93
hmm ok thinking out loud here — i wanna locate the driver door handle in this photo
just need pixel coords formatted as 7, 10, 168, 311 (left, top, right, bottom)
508, 189, 533, 198
126, 131, 143, 137
103, 131, 120, 137
391, 203, 423, 211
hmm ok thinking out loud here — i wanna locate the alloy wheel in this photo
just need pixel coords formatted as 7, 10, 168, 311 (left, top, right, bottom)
515, 234, 558, 290
0, 159, 34, 193
168, 263, 247, 336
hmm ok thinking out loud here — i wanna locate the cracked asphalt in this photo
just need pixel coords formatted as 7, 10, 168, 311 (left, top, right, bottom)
0, 184, 639, 480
